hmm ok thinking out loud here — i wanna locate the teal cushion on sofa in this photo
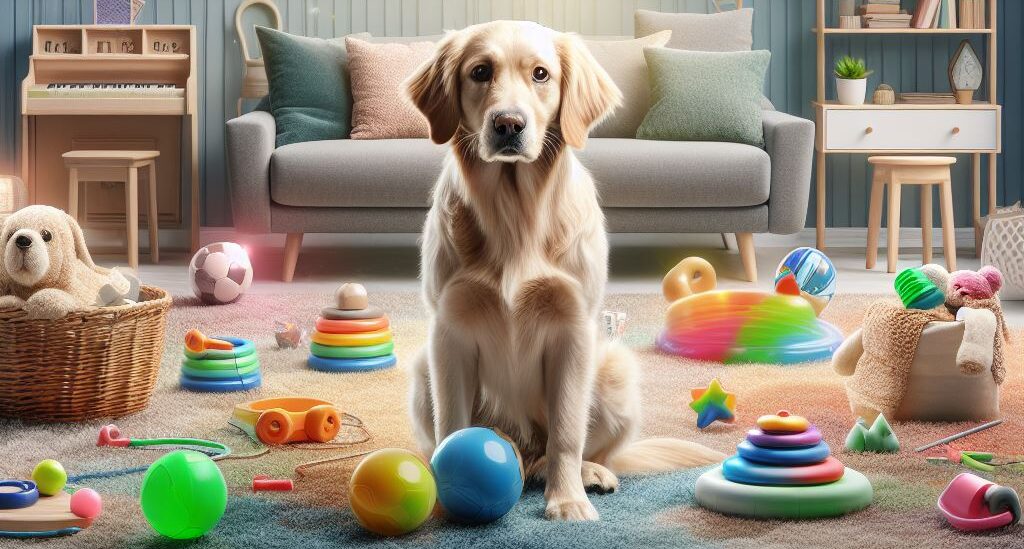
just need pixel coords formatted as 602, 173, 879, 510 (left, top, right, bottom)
256, 26, 352, 147
637, 48, 770, 147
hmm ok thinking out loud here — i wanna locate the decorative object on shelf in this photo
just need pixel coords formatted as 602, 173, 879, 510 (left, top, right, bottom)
711, 0, 743, 11
834, 55, 872, 106
949, 40, 983, 105
896, 91, 956, 104
94, 0, 141, 25
981, 202, 1024, 300
0, 175, 27, 222
871, 83, 895, 105
234, 0, 282, 117
838, 15, 861, 29
838, 0, 856, 17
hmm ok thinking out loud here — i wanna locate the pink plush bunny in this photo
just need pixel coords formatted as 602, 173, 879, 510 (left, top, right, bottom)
949, 266, 1003, 303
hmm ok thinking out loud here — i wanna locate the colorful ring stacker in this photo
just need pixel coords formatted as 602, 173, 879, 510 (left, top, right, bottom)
180, 372, 262, 392
310, 341, 394, 359
183, 337, 255, 360
182, 352, 260, 371
736, 440, 831, 466
307, 354, 396, 373
721, 455, 845, 486
315, 316, 389, 334
745, 426, 822, 448
320, 306, 385, 321
181, 362, 260, 380
0, 481, 39, 510
311, 329, 392, 347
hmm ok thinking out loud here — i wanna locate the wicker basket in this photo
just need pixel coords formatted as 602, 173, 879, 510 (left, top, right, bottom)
0, 286, 171, 422
981, 207, 1024, 300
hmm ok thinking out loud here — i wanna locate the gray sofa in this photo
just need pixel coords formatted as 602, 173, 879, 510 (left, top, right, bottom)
226, 109, 814, 281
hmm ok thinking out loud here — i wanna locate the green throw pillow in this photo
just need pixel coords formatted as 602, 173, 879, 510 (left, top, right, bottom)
256, 27, 352, 147
637, 48, 770, 147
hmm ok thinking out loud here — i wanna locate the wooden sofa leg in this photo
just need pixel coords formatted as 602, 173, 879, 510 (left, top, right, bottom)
736, 232, 757, 283
282, 233, 303, 282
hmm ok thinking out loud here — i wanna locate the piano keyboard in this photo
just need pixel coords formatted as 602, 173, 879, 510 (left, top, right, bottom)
29, 83, 184, 98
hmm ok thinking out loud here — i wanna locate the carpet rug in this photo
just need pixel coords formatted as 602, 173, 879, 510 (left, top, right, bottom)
0, 291, 1022, 549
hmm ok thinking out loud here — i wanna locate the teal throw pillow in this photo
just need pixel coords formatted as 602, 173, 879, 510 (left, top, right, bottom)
256, 26, 352, 147
637, 48, 770, 147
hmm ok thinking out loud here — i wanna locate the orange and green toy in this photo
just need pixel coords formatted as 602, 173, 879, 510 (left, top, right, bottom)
184, 330, 233, 353
229, 397, 341, 445
689, 378, 736, 429
349, 449, 436, 536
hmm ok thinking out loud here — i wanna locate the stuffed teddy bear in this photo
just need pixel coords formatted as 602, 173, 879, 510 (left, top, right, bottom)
833, 264, 1008, 421
0, 205, 123, 319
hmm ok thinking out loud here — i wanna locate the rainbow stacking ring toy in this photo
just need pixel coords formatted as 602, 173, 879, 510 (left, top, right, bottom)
658, 257, 843, 364
746, 426, 823, 448
695, 411, 873, 519
309, 284, 397, 373
179, 335, 261, 392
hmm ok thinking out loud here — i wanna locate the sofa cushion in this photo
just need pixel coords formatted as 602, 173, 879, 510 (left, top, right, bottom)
585, 31, 671, 138
345, 37, 435, 139
271, 139, 446, 208
578, 139, 770, 208
271, 139, 769, 209
635, 8, 753, 51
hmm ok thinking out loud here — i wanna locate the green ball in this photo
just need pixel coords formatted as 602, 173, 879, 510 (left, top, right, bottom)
140, 450, 227, 540
32, 459, 67, 496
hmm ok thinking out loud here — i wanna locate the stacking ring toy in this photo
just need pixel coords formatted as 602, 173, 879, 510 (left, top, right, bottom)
183, 337, 255, 360
180, 373, 262, 392
745, 426, 822, 448
181, 362, 260, 380
737, 440, 831, 466
311, 329, 392, 347
310, 341, 394, 359
307, 354, 396, 373
722, 455, 845, 486
315, 317, 389, 334
663, 257, 718, 302
757, 411, 810, 433
0, 481, 39, 510
182, 353, 260, 371
695, 466, 873, 519
320, 306, 385, 321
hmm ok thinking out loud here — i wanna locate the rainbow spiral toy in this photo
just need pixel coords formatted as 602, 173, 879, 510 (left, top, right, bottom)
657, 257, 843, 364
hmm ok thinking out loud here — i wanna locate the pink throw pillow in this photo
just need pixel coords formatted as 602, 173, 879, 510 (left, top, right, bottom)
345, 37, 435, 139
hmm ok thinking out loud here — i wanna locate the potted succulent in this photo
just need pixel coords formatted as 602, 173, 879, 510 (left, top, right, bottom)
834, 55, 873, 105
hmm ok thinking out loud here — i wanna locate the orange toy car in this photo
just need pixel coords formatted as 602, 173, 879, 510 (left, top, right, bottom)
230, 397, 340, 445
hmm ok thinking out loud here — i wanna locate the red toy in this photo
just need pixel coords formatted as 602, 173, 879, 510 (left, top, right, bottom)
938, 473, 1021, 531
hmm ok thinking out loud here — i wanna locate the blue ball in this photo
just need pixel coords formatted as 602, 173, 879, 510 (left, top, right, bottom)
776, 247, 836, 307
430, 427, 524, 524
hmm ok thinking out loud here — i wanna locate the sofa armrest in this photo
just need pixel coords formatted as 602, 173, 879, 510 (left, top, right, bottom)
763, 110, 814, 235
226, 111, 276, 233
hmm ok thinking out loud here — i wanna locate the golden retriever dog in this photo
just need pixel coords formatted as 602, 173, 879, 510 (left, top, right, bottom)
0, 205, 111, 319
405, 21, 724, 521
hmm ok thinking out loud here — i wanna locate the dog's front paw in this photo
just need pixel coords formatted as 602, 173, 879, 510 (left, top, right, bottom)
23, 289, 77, 320
0, 295, 25, 310
545, 498, 598, 521
582, 462, 618, 494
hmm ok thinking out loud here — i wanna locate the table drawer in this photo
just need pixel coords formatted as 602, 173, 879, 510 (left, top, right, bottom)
824, 109, 998, 151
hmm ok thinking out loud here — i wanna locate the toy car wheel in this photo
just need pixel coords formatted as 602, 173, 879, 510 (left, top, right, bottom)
256, 409, 294, 445
305, 405, 341, 443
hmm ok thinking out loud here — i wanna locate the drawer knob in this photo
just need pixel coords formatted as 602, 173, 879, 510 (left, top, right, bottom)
865, 126, 874, 134
952, 127, 961, 135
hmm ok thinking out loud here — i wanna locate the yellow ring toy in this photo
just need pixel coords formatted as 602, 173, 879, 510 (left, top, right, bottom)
663, 257, 717, 302
311, 328, 393, 347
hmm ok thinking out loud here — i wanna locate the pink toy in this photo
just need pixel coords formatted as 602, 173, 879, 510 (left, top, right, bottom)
252, 475, 294, 492
69, 489, 103, 519
938, 473, 1021, 531
949, 266, 1003, 301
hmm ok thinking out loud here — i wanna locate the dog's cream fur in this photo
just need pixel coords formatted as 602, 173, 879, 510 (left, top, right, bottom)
0, 205, 111, 319
405, 21, 724, 521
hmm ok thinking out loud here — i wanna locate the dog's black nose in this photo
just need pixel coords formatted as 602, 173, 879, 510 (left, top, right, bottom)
14, 235, 31, 249
493, 111, 526, 136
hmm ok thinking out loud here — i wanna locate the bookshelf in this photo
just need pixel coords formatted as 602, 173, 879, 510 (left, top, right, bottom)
812, 0, 999, 255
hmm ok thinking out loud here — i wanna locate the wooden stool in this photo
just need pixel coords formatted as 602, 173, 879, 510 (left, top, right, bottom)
62, 150, 160, 270
866, 156, 957, 273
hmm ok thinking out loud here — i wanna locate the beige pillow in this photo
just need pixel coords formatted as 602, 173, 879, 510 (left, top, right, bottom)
635, 8, 753, 52
586, 31, 671, 138
345, 36, 434, 139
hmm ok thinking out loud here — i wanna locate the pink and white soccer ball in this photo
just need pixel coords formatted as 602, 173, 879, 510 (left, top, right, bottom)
188, 242, 253, 304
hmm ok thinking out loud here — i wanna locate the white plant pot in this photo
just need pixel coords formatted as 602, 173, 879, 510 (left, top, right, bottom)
836, 77, 867, 106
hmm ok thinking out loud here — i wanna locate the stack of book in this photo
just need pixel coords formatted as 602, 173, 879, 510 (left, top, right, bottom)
861, 0, 911, 28
912, 0, 961, 29
897, 92, 957, 104
958, 0, 985, 29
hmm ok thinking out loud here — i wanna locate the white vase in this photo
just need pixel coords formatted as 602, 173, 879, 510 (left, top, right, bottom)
836, 77, 867, 106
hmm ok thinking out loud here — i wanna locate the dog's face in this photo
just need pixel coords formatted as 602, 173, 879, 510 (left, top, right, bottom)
1, 205, 91, 288
406, 21, 621, 162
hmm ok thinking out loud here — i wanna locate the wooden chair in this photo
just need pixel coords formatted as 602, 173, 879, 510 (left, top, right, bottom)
234, 0, 282, 117
63, 150, 160, 270
866, 156, 957, 273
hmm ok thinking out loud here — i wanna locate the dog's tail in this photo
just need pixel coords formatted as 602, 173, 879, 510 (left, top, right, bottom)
608, 438, 725, 475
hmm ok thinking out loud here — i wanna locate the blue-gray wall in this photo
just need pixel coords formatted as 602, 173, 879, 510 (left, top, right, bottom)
0, 0, 1020, 228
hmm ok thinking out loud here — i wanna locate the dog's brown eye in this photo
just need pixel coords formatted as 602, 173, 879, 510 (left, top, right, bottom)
470, 63, 492, 82
532, 67, 549, 83
40, 230, 52, 242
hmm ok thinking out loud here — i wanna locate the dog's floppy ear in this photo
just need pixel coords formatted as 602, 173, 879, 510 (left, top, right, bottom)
557, 33, 622, 149
405, 32, 463, 145
65, 211, 97, 268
